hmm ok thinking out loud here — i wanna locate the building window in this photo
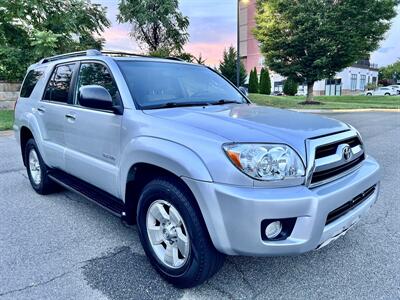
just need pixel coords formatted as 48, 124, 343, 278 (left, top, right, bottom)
360, 75, 366, 90
350, 74, 357, 91
325, 78, 342, 96
274, 81, 284, 92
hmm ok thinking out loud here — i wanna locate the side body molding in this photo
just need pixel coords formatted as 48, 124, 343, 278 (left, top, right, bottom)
119, 136, 213, 201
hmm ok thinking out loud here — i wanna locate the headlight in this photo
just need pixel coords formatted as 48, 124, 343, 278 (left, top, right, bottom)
223, 143, 305, 181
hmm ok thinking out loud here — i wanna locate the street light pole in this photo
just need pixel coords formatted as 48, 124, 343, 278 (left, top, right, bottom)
236, 0, 240, 87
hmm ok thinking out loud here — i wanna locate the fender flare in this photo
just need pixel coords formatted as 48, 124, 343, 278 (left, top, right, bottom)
19, 112, 48, 165
119, 136, 213, 200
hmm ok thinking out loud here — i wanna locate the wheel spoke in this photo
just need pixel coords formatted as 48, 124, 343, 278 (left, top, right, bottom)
169, 206, 181, 226
164, 243, 179, 267
149, 203, 170, 223
176, 227, 189, 258
147, 225, 164, 245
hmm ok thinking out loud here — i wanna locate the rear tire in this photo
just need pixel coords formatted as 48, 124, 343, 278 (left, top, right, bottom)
25, 138, 58, 195
384, 93, 390, 96
366, 93, 372, 96
136, 177, 225, 288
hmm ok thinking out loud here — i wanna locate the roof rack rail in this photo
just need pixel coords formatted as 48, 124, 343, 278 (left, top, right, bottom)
165, 57, 185, 62
38, 49, 188, 64
39, 49, 101, 64
100, 50, 149, 58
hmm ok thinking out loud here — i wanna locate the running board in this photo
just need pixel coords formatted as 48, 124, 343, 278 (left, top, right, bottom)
48, 169, 126, 217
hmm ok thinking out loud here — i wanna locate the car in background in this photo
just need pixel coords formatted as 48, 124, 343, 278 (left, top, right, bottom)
388, 85, 400, 95
365, 87, 396, 96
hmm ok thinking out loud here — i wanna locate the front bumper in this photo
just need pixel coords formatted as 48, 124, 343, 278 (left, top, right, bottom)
183, 156, 381, 256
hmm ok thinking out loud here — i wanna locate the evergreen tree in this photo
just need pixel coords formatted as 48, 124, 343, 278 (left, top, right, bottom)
248, 68, 259, 93
259, 68, 271, 95
219, 46, 247, 86
283, 78, 298, 96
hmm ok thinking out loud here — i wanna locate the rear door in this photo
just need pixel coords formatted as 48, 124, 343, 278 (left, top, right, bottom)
64, 61, 122, 197
38, 63, 78, 169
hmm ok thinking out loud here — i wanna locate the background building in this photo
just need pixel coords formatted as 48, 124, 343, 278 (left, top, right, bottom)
238, 0, 379, 95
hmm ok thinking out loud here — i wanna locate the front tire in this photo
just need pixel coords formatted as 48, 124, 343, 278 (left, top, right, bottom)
25, 139, 57, 195
137, 177, 225, 288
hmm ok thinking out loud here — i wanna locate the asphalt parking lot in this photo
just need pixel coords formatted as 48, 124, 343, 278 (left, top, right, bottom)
0, 112, 399, 300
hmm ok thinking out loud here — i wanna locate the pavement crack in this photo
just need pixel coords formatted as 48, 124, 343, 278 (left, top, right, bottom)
0, 168, 25, 175
76, 244, 134, 267
229, 259, 258, 299
0, 244, 136, 297
0, 270, 72, 297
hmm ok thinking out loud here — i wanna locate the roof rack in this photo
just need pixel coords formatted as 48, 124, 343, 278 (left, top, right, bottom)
165, 57, 184, 62
39, 49, 101, 64
39, 49, 187, 64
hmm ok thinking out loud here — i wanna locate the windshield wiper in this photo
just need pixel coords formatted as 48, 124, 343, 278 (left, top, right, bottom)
209, 99, 242, 105
145, 101, 211, 110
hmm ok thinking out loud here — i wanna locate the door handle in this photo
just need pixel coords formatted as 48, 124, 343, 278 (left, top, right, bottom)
65, 113, 76, 121
37, 107, 46, 113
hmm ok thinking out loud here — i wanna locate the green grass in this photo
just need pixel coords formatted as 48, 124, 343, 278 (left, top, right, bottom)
249, 94, 400, 110
0, 110, 14, 131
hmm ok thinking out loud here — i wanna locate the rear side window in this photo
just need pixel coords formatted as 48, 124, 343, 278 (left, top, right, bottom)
20, 69, 44, 98
43, 64, 75, 103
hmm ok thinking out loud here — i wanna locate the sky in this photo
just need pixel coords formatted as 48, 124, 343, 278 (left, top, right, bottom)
95, 0, 399, 68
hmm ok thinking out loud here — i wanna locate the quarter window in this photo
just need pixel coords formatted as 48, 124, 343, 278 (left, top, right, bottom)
20, 69, 45, 98
43, 64, 75, 103
76, 63, 119, 106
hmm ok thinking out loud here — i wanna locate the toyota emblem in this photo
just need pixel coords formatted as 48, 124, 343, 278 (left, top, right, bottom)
342, 145, 352, 161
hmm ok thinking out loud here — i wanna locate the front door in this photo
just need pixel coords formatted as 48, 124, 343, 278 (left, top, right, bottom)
64, 61, 123, 197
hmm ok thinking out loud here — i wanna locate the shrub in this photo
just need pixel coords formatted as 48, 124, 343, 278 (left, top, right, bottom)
283, 78, 298, 96
248, 68, 259, 93
259, 68, 271, 95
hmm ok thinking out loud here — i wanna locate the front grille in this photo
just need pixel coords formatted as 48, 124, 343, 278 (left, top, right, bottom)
315, 136, 361, 159
326, 185, 376, 225
309, 133, 365, 187
311, 154, 365, 184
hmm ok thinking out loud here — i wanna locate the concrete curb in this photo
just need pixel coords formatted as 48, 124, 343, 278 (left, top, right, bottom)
290, 108, 400, 113
0, 130, 13, 136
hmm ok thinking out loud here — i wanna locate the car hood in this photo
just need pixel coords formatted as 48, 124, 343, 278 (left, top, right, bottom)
144, 104, 349, 157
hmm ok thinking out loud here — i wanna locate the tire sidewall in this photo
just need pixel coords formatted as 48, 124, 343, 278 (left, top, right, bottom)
25, 139, 46, 192
137, 180, 203, 281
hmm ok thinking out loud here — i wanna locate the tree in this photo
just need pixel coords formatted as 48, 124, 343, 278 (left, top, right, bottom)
248, 68, 259, 93
379, 60, 400, 84
253, 0, 398, 103
0, 0, 110, 81
219, 46, 247, 86
283, 78, 298, 96
192, 54, 206, 65
259, 68, 271, 94
118, 0, 189, 54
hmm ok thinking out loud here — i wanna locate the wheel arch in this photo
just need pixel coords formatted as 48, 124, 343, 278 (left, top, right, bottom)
123, 162, 208, 228
120, 137, 213, 225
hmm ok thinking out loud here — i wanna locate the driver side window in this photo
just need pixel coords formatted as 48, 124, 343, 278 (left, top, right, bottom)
76, 62, 120, 106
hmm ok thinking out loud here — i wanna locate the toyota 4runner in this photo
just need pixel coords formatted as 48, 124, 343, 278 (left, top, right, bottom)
14, 50, 381, 288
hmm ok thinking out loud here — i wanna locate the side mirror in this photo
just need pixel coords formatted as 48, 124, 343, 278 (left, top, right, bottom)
79, 85, 123, 114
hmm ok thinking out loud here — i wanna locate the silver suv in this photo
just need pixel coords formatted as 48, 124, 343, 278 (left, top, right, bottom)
14, 50, 381, 288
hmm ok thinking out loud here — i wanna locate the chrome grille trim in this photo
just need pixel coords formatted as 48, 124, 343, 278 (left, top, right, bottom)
305, 130, 364, 188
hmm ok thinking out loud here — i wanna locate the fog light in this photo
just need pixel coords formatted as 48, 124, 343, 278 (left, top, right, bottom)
265, 221, 282, 239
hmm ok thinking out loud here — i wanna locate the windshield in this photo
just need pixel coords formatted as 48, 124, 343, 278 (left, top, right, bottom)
117, 61, 247, 109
